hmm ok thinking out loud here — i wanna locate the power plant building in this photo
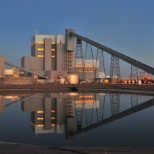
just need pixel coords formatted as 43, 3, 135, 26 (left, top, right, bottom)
21, 33, 69, 82
21, 29, 99, 82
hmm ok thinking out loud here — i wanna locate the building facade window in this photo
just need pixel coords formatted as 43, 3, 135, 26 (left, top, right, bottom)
37, 48, 44, 51
37, 55, 44, 58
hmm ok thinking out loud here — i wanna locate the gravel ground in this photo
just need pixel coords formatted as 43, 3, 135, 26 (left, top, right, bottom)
1, 142, 154, 154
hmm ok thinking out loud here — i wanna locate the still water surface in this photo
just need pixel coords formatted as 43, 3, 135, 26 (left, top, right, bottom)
0, 92, 154, 147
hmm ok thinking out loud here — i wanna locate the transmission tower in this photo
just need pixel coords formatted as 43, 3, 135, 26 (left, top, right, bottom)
110, 55, 121, 82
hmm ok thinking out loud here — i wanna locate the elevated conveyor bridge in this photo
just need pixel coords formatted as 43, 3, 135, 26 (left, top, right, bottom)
5, 61, 48, 79
69, 32, 154, 76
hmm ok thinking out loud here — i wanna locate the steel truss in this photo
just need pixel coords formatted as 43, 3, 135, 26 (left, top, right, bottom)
96, 49, 106, 78
66, 50, 74, 74
130, 65, 138, 81
110, 56, 121, 82
84, 43, 95, 80
74, 38, 85, 80
69, 31, 154, 76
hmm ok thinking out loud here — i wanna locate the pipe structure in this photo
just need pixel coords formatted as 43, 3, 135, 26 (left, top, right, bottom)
69, 32, 154, 76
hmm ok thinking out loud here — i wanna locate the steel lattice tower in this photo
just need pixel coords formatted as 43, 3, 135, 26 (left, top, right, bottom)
96, 49, 106, 78
74, 38, 85, 80
130, 65, 138, 81
110, 55, 121, 82
84, 43, 95, 80
110, 94, 120, 115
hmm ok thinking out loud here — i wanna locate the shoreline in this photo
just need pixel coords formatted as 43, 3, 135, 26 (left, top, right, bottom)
0, 83, 154, 95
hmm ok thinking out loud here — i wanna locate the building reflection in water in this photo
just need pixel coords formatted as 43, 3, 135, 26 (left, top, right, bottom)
20, 93, 154, 139
21, 93, 100, 137
0, 95, 23, 113
21, 93, 67, 134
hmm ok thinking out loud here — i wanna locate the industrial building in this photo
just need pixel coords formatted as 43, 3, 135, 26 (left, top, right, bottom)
0, 29, 154, 85
0, 29, 100, 84
21, 29, 75, 83
21, 29, 99, 83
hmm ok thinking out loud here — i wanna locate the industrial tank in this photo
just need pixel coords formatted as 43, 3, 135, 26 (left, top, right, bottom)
59, 77, 65, 84
67, 74, 78, 84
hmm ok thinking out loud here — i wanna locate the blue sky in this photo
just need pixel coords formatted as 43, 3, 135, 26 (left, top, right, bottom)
0, 0, 154, 76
